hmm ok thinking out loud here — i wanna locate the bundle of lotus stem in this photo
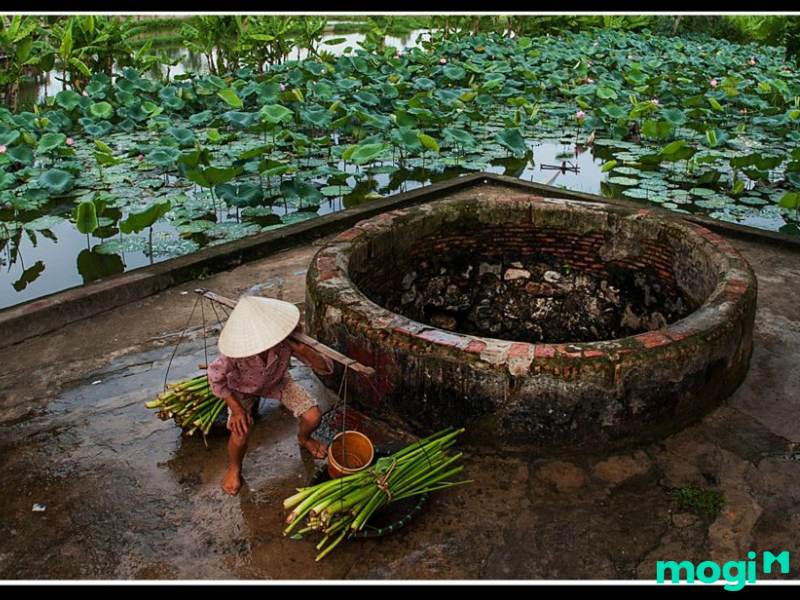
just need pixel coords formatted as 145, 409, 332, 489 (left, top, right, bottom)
283, 427, 471, 561
145, 374, 226, 438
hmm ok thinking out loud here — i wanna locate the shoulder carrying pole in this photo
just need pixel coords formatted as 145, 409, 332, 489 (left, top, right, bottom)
194, 288, 375, 378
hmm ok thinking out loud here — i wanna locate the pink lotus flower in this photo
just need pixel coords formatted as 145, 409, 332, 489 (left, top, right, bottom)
395, 51, 401, 58
749, 56, 757, 65
439, 58, 447, 65
137, 153, 144, 161
586, 77, 594, 84
66, 137, 74, 146
651, 98, 660, 106
279, 83, 286, 92
576, 110, 586, 120
82, 90, 89, 97
710, 78, 718, 88
0, 144, 6, 154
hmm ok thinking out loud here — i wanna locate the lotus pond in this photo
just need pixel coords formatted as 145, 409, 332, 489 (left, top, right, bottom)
2, 29, 800, 309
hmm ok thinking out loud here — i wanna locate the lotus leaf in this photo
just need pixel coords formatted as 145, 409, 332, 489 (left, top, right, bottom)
89, 102, 114, 120
38, 169, 75, 195
495, 128, 528, 158
37, 132, 66, 154
214, 183, 264, 207
259, 104, 293, 125
119, 199, 172, 234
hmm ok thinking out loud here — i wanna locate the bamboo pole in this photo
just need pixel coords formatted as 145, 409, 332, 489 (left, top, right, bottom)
193, 288, 375, 378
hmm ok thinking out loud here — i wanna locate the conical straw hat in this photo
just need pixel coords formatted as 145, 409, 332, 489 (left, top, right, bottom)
218, 296, 300, 358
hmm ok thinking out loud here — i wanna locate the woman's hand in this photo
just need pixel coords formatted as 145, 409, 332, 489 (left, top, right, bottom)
226, 399, 253, 437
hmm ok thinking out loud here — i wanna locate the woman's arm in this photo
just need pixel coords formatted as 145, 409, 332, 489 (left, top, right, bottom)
286, 335, 334, 376
208, 356, 253, 436
222, 394, 252, 437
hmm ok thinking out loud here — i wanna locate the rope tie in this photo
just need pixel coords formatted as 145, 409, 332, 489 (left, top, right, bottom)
374, 459, 397, 502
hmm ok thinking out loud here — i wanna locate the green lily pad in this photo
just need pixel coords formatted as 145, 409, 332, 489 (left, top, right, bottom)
37, 133, 67, 154
607, 176, 639, 186
739, 196, 768, 206
89, 102, 114, 120
149, 232, 200, 258
621, 188, 652, 200
23, 215, 66, 231
259, 104, 293, 125
38, 169, 75, 195
494, 128, 528, 158
320, 185, 354, 197
215, 182, 264, 207
94, 235, 149, 255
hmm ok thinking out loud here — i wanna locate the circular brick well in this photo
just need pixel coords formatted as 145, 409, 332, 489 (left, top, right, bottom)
306, 194, 757, 454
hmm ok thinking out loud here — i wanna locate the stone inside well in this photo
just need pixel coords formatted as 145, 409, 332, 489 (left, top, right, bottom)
359, 236, 693, 344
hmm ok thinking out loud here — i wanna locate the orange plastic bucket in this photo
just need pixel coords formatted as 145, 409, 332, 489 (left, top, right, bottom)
327, 430, 375, 479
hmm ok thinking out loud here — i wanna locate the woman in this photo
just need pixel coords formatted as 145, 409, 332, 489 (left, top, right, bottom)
208, 296, 333, 496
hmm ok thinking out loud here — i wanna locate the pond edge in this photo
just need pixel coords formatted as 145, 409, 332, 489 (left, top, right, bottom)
1, 172, 798, 349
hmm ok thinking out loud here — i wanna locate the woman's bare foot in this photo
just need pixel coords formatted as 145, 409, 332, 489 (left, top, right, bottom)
222, 466, 242, 495
299, 437, 327, 459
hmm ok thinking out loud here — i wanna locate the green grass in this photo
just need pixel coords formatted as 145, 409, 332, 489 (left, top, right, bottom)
674, 486, 725, 519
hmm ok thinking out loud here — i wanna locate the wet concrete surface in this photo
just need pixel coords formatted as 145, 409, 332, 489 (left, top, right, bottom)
1, 184, 800, 580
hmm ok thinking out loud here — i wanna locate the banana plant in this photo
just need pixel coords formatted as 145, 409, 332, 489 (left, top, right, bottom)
238, 16, 296, 69
294, 17, 327, 59
181, 16, 244, 75
0, 16, 54, 111
50, 17, 93, 92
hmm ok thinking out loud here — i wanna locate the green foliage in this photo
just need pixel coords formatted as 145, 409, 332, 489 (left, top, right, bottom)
119, 198, 171, 234
74, 199, 99, 234
37, 168, 75, 195
674, 487, 725, 519
4, 21, 800, 304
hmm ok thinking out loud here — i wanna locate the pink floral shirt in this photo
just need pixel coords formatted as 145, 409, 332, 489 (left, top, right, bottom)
208, 341, 293, 402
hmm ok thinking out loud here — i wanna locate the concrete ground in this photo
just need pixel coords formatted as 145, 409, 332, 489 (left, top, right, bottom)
1, 183, 799, 580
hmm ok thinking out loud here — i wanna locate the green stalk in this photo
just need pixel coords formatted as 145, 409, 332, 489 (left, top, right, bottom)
202, 400, 226, 434
390, 427, 458, 461
285, 478, 360, 528
323, 516, 352, 536
399, 465, 466, 497
284, 486, 319, 510
322, 486, 375, 518
315, 528, 348, 562
392, 450, 461, 490
351, 489, 386, 531
391, 479, 474, 502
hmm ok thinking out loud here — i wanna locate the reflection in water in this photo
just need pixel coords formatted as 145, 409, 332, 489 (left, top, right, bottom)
77, 248, 125, 284
13, 260, 45, 292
